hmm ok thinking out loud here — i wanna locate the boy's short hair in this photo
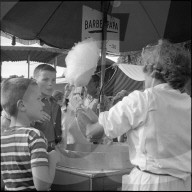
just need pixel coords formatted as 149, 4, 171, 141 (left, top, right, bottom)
33, 64, 56, 79
1, 77, 37, 116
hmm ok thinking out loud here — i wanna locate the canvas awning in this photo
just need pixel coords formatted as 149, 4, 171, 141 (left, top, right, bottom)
1, 46, 65, 65
117, 64, 144, 81
49, 54, 115, 68
104, 66, 144, 96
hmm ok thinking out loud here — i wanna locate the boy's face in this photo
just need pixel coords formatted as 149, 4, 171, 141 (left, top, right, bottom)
86, 78, 98, 97
35, 70, 56, 96
22, 85, 44, 121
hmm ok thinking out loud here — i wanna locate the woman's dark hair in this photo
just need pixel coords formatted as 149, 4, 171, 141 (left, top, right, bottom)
141, 39, 191, 90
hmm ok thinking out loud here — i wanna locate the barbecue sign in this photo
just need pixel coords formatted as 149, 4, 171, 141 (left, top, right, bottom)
82, 6, 120, 54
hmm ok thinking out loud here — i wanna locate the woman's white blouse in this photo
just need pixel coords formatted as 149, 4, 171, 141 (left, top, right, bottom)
99, 83, 191, 178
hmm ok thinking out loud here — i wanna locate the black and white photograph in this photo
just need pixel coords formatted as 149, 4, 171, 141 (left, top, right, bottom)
1, 1, 191, 191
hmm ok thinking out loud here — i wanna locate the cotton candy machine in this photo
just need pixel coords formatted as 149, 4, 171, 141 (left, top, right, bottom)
58, 106, 134, 171
53, 103, 133, 190
57, 143, 133, 171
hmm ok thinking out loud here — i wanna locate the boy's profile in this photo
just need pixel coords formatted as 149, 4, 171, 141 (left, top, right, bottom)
33, 64, 62, 151
1, 78, 60, 191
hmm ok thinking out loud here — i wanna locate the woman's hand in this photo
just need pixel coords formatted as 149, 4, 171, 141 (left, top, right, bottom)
80, 108, 98, 123
86, 122, 105, 142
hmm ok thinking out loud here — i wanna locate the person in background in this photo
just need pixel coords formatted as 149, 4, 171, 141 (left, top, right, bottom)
1, 109, 11, 135
1, 76, 24, 134
33, 64, 62, 152
1, 78, 61, 191
83, 74, 112, 144
86, 39, 191, 191
84, 74, 110, 115
62, 83, 74, 112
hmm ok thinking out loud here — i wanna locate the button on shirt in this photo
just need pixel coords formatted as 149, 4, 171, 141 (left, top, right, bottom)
99, 83, 191, 179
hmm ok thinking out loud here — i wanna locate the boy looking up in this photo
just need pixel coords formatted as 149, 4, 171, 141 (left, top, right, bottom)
1, 78, 60, 191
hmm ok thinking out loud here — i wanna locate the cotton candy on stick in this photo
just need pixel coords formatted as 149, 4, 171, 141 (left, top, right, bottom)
65, 38, 100, 87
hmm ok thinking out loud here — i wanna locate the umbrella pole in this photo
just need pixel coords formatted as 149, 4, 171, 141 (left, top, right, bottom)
99, 1, 111, 113
99, 2, 108, 113
27, 54, 30, 78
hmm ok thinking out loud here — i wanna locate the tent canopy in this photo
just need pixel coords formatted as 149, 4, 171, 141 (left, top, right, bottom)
49, 53, 115, 68
1, 46, 115, 68
104, 66, 143, 96
1, 46, 65, 65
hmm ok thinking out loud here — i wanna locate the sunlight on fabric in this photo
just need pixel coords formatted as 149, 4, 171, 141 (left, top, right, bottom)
117, 64, 145, 81
1, 36, 64, 78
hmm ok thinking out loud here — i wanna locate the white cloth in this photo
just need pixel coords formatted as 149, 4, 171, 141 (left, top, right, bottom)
99, 83, 191, 189
118, 64, 145, 81
122, 167, 191, 191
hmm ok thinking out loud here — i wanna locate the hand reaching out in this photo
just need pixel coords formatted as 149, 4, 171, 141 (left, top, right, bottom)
86, 122, 104, 143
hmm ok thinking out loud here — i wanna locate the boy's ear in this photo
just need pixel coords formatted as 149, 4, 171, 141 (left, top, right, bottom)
17, 100, 26, 112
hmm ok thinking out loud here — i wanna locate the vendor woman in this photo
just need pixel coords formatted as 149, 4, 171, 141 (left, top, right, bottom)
86, 39, 191, 191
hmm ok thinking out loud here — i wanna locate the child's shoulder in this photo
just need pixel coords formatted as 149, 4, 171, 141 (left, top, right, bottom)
18, 126, 44, 138
1, 126, 44, 141
28, 126, 45, 135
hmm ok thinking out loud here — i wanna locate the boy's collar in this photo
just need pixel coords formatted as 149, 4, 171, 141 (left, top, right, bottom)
40, 92, 56, 102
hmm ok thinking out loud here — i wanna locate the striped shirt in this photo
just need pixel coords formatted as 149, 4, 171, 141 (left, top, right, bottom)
1, 127, 49, 191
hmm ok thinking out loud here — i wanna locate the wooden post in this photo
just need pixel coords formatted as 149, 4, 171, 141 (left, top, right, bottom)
0, 62, 2, 82
27, 54, 30, 78
54, 56, 57, 69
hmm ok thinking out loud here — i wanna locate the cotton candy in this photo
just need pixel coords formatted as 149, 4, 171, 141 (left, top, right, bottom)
65, 38, 100, 87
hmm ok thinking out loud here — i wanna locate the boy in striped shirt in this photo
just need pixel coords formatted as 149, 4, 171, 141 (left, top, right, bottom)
1, 77, 61, 191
